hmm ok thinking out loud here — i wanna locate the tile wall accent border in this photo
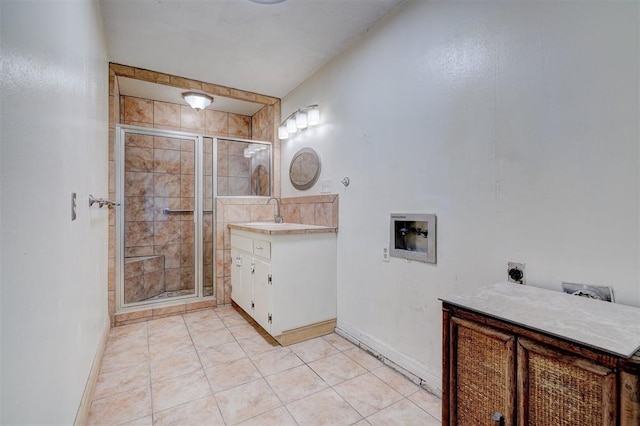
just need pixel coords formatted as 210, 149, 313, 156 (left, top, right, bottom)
113, 299, 217, 327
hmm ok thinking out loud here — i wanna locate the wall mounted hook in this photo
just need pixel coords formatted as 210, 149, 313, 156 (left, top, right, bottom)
341, 177, 350, 187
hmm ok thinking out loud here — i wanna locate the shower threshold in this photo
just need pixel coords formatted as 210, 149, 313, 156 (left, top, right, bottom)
143, 290, 195, 301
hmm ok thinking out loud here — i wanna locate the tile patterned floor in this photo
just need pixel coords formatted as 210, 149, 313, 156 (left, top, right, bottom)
88, 306, 442, 425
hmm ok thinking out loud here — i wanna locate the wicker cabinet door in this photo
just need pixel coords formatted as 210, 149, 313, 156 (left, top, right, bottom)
517, 338, 616, 426
450, 317, 516, 425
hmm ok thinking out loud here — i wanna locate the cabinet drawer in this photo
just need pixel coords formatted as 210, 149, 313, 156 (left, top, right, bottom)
231, 234, 253, 253
253, 239, 271, 260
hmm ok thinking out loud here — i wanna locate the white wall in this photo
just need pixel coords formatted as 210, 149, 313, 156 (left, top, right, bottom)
0, 0, 109, 423
282, 1, 639, 390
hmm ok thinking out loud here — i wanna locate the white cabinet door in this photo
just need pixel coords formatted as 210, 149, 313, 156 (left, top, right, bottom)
252, 258, 271, 333
230, 248, 253, 315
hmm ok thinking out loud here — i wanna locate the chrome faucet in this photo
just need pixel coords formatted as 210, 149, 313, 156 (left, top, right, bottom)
267, 197, 283, 223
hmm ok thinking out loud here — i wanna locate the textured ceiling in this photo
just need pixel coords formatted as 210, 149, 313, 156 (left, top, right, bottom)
99, 0, 404, 99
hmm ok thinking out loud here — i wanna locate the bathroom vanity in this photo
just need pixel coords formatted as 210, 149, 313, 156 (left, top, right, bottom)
441, 283, 640, 426
228, 222, 337, 345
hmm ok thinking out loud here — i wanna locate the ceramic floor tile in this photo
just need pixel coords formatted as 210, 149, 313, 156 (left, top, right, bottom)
148, 315, 187, 336
265, 364, 328, 404
87, 386, 151, 425
343, 347, 384, 371
104, 334, 148, 357
150, 347, 201, 383
185, 317, 227, 334
333, 373, 403, 417
219, 314, 251, 328
100, 349, 149, 375
182, 308, 218, 324
286, 388, 362, 426
228, 323, 264, 340
322, 333, 357, 351
366, 398, 440, 426
151, 370, 212, 412
371, 365, 420, 396
148, 336, 194, 361
121, 415, 153, 426
197, 340, 247, 367
94, 362, 150, 400
308, 352, 367, 385
289, 336, 341, 363
250, 346, 303, 376
214, 305, 242, 317
214, 378, 282, 425
237, 406, 297, 426
153, 395, 225, 425
204, 358, 262, 393
190, 327, 236, 350
108, 322, 148, 341
237, 334, 280, 357
407, 389, 442, 421
148, 328, 190, 346
353, 420, 372, 426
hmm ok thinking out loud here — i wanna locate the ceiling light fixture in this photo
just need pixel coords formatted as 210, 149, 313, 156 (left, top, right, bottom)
278, 105, 320, 140
182, 92, 213, 111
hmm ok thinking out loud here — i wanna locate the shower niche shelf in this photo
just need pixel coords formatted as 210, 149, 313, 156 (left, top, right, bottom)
389, 213, 437, 264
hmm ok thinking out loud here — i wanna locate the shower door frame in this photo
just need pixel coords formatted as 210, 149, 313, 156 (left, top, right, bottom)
115, 125, 208, 313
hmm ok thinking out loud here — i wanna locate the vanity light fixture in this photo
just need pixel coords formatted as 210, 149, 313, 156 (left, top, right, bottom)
278, 104, 320, 140
181, 92, 213, 111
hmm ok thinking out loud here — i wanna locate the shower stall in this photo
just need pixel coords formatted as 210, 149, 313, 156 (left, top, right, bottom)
115, 125, 271, 311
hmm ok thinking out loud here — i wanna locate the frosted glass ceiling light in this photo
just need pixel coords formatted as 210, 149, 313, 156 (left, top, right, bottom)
307, 105, 320, 126
278, 125, 289, 140
286, 118, 297, 134
296, 111, 308, 129
182, 92, 213, 111
278, 104, 320, 140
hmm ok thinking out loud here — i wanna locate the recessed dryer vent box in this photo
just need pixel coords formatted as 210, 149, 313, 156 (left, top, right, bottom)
389, 213, 437, 264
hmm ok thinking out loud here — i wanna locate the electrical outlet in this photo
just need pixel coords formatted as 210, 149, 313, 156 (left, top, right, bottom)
320, 179, 332, 193
382, 246, 390, 262
508, 262, 525, 284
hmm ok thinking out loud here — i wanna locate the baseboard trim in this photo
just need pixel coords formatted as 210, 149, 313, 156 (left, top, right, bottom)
74, 317, 110, 426
335, 320, 442, 397
275, 318, 337, 346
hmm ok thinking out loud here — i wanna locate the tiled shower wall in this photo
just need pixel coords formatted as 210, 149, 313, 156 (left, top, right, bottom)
108, 63, 281, 326
217, 139, 270, 196
122, 132, 197, 296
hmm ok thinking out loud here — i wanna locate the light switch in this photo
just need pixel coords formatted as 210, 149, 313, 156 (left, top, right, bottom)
320, 179, 332, 193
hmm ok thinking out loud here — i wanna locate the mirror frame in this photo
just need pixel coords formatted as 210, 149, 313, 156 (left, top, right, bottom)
289, 147, 321, 190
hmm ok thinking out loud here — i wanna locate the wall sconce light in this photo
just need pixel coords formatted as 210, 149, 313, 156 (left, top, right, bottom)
182, 92, 213, 111
278, 104, 320, 140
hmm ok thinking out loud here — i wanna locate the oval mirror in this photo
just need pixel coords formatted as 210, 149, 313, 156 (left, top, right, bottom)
289, 148, 321, 190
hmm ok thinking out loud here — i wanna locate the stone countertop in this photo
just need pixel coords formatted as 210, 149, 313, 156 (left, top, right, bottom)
227, 222, 338, 236
440, 282, 640, 358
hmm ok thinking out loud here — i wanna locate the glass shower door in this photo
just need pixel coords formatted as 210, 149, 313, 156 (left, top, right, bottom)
117, 127, 200, 308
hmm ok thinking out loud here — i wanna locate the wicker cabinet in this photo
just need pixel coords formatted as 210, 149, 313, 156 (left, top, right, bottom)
443, 300, 640, 426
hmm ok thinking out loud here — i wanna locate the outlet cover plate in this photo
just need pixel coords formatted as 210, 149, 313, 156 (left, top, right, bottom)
508, 262, 525, 284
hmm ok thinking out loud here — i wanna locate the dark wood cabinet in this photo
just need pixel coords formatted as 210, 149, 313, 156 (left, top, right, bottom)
443, 303, 640, 426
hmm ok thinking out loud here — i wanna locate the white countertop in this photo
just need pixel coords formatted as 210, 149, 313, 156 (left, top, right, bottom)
228, 222, 337, 235
440, 282, 640, 358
